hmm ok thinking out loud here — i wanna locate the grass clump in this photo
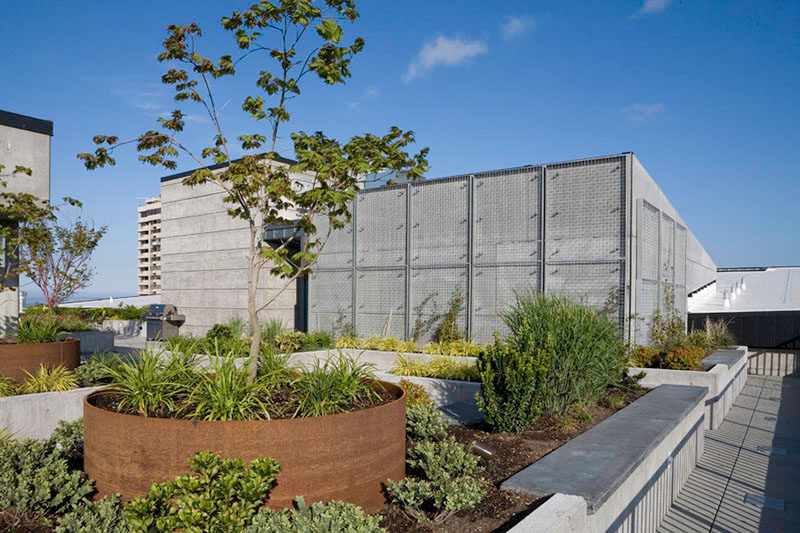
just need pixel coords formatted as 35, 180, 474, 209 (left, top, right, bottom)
391, 355, 479, 382
293, 353, 382, 417
0, 374, 16, 397
501, 291, 627, 416
17, 316, 66, 344
187, 355, 271, 421
19, 365, 78, 394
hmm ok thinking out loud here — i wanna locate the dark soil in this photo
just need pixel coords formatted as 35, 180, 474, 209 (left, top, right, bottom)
90, 383, 397, 420
0, 508, 52, 533
379, 388, 647, 532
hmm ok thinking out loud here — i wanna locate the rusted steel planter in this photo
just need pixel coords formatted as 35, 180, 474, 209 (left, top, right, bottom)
83, 382, 406, 513
0, 339, 80, 383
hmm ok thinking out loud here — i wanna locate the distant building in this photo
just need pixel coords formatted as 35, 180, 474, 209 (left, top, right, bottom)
0, 110, 52, 335
137, 197, 162, 295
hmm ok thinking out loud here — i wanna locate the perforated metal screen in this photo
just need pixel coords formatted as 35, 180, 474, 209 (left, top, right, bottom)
308, 156, 629, 343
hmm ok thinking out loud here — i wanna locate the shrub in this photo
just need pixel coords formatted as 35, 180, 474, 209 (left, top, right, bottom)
206, 323, 234, 341
629, 346, 659, 368
398, 379, 432, 406
686, 318, 735, 352
649, 312, 687, 353
0, 374, 16, 397
17, 316, 65, 344
124, 451, 280, 532
19, 365, 78, 394
388, 436, 486, 523
301, 330, 333, 351
477, 331, 551, 434
275, 330, 307, 353
502, 292, 627, 415
74, 352, 123, 385
406, 404, 448, 441
0, 438, 94, 520
662, 343, 705, 370
245, 496, 385, 532
55, 496, 126, 533
58, 316, 93, 332
391, 355, 479, 382
51, 419, 83, 458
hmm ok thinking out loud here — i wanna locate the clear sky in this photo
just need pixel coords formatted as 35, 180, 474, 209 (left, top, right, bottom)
2, 0, 799, 300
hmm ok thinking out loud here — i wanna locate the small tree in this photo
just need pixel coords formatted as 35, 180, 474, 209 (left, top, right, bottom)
0, 163, 81, 298
78, 1, 429, 380
19, 217, 107, 311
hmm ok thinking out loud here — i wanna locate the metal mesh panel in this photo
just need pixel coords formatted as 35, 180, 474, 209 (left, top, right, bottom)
636, 279, 659, 345
544, 261, 624, 316
313, 209, 353, 270
308, 270, 352, 333
409, 267, 468, 343
641, 201, 660, 281
675, 224, 687, 286
356, 188, 406, 268
410, 178, 469, 266
473, 168, 541, 264
472, 265, 539, 342
660, 213, 675, 285
545, 160, 625, 262
674, 285, 687, 317
355, 269, 406, 338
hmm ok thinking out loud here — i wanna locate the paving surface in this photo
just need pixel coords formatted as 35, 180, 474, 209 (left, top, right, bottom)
659, 375, 800, 532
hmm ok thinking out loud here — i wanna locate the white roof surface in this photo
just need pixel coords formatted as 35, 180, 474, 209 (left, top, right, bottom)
59, 294, 161, 309
688, 267, 800, 314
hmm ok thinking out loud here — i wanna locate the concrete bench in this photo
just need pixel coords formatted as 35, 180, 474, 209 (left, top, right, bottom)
504, 384, 707, 533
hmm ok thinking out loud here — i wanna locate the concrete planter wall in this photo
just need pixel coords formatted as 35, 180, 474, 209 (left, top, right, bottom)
59, 331, 114, 355
505, 384, 707, 533
0, 339, 80, 383
83, 381, 406, 512
630, 346, 748, 429
0, 386, 103, 440
102, 319, 144, 337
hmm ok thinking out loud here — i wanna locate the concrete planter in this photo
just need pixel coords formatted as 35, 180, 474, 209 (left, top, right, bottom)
0, 339, 80, 383
59, 330, 114, 355
83, 381, 406, 512
505, 384, 708, 533
0, 386, 103, 440
102, 319, 144, 337
630, 347, 748, 429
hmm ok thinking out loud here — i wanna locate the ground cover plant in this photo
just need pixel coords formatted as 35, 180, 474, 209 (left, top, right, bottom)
24, 304, 151, 322
334, 336, 482, 357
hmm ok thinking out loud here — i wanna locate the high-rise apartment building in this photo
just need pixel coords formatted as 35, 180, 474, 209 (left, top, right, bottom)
137, 197, 162, 295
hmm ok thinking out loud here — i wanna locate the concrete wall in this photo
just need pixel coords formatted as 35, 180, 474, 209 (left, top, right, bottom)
0, 121, 51, 200
0, 386, 102, 440
159, 164, 310, 336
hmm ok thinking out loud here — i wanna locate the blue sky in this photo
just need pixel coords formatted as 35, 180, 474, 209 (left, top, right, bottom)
2, 0, 799, 299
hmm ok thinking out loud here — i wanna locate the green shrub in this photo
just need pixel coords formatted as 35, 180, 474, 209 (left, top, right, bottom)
0, 438, 94, 520
629, 346, 659, 367
245, 496, 384, 532
477, 331, 551, 434
398, 379, 432, 406
58, 316, 93, 332
75, 352, 123, 385
19, 365, 78, 394
51, 419, 83, 458
388, 436, 486, 523
124, 451, 280, 532
406, 404, 448, 441
662, 343, 705, 370
275, 330, 306, 353
686, 318, 735, 352
293, 353, 381, 417
301, 330, 333, 351
391, 355, 479, 382
17, 316, 66, 344
0, 374, 16, 397
649, 312, 687, 353
502, 292, 627, 415
55, 495, 126, 533
206, 323, 234, 341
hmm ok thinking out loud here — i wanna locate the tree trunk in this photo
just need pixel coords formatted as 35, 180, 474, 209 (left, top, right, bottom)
247, 223, 261, 382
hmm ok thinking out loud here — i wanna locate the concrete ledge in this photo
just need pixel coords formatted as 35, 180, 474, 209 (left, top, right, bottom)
59, 331, 115, 354
505, 384, 707, 533
373, 372, 480, 407
102, 319, 144, 337
630, 346, 748, 429
0, 386, 103, 440
510, 494, 587, 533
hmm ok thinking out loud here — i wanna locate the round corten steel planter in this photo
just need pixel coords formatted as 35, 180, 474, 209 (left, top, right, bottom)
0, 339, 80, 383
83, 381, 406, 513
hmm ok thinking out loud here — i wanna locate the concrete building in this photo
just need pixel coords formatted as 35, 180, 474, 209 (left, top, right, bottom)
137, 197, 162, 295
159, 157, 311, 336
159, 152, 716, 344
0, 110, 52, 334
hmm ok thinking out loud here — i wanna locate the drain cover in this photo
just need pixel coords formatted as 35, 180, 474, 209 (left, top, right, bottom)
756, 446, 787, 456
744, 494, 785, 511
